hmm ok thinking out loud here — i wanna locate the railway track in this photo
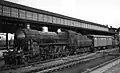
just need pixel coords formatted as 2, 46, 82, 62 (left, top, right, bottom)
34, 54, 97, 73
82, 56, 120, 73
0, 52, 90, 71
0, 48, 118, 73
52, 54, 119, 73
0, 53, 96, 73
103, 57, 120, 73
32, 49, 119, 73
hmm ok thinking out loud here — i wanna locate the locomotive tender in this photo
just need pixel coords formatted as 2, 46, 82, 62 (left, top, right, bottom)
3, 27, 117, 65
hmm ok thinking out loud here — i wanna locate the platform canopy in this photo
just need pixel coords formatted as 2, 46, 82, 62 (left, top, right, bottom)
0, 0, 115, 36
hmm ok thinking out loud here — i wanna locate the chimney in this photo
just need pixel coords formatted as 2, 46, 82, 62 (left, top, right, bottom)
110, 26, 112, 28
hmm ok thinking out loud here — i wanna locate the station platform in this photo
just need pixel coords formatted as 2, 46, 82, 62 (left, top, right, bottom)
90, 54, 120, 73
104, 61, 120, 73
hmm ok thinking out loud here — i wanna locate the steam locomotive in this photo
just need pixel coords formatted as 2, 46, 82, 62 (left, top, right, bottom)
3, 27, 118, 65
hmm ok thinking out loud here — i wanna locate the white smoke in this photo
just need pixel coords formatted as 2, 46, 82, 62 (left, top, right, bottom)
42, 26, 48, 32
57, 29, 61, 32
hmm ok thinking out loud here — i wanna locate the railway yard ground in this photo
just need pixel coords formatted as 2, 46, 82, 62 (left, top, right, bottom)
89, 56, 120, 73
0, 47, 119, 73
52, 48, 120, 73
102, 58, 120, 73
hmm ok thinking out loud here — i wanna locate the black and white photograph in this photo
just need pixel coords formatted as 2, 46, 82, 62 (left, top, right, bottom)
0, 0, 120, 73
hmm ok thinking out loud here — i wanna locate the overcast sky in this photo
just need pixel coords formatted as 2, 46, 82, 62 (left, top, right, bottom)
5, 0, 120, 28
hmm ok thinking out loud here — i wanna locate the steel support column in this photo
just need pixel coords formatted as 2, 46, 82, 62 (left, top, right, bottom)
0, 23, 2, 32
6, 32, 9, 50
